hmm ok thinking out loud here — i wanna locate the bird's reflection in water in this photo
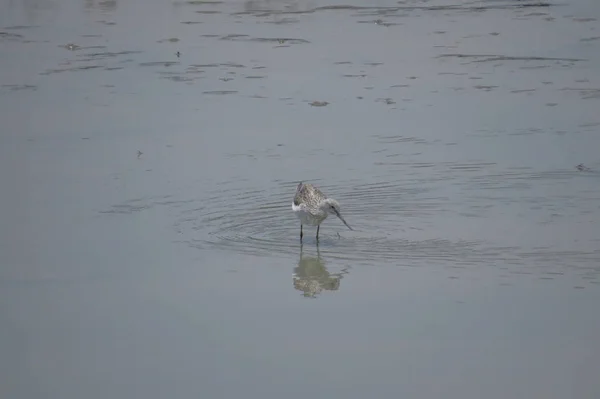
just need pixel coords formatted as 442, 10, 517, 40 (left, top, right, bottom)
293, 245, 348, 298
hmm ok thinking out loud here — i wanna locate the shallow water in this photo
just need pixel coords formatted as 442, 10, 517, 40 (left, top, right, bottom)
1, 0, 600, 398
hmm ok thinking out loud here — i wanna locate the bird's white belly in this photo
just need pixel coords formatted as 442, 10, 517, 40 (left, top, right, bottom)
292, 202, 326, 226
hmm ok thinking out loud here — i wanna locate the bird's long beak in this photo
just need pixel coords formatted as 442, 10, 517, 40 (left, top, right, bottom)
334, 209, 353, 231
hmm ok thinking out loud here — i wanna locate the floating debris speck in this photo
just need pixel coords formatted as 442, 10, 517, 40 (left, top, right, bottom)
63, 43, 80, 51
576, 163, 591, 172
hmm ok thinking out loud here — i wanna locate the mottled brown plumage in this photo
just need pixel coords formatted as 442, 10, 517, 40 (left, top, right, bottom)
294, 183, 326, 208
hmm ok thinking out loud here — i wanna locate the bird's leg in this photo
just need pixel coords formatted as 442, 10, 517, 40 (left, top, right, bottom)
300, 224, 303, 241
316, 225, 320, 241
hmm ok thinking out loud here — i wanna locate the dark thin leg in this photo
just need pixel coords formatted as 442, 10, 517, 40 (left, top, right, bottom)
300, 224, 303, 241
316, 225, 320, 241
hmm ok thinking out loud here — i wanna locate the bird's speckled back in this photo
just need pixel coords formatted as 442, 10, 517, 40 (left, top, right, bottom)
293, 182, 327, 211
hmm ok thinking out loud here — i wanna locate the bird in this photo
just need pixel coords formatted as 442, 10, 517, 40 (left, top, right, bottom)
292, 182, 353, 242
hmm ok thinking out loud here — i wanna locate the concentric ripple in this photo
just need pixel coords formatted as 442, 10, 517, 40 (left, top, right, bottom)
167, 173, 600, 282
96, 168, 600, 283
173, 180, 504, 268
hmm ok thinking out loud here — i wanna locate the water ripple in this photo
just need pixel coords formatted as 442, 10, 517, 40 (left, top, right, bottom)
99, 169, 600, 283
167, 180, 565, 273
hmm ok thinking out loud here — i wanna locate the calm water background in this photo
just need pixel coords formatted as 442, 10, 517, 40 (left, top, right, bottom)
1, 0, 600, 398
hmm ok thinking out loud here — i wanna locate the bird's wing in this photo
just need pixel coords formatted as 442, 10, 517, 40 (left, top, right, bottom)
294, 182, 327, 207
311, 185, 327, 199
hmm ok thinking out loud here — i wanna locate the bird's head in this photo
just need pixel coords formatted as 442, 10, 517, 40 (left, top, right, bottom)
322, 198, 353, 231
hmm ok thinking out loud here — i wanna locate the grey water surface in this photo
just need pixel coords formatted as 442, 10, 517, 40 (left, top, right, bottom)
1, 0, 600, 398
